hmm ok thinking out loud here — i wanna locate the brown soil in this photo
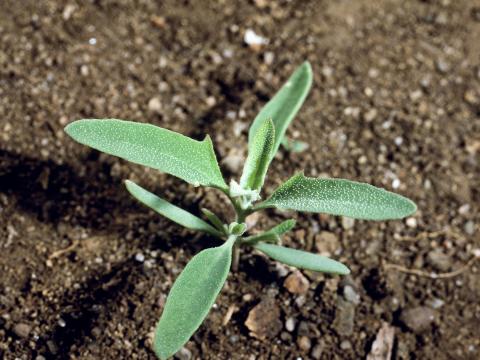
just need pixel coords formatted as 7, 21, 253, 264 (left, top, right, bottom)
1, 0, 479, 359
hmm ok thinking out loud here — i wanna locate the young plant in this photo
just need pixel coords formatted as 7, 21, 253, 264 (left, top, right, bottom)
65, 62, 416, 359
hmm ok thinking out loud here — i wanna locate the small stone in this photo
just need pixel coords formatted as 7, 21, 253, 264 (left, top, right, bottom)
366, 322, 395, 360
176, 347, 192, 360
297, 336, 312, 352
245, 297, 282, 340
436, 58, 450, 74
148, 97, 162, 113
205, 96, 216, 107
243, 29, 268, 51
427, 250, 452, 271
464, 89, 479, 105
13, 323, 31, 338
406, 217, 417, 228
264, 52, 275, 65
364, 108, 378, 122
315, 231, 340, 257
135, 253, 145, 263
285, 317, 296, 332
343, 285, 360, 305
311, 343, 324, 359
426, 298, 445, 309
35, 356, 47, 360
284, 271, 310, 294
458, 204, 470, 215
400, 307, 437, 333
340, 340, 352, 350
464, 220, 475, 235
333, 299, 355, 335
342, 217, 355, 230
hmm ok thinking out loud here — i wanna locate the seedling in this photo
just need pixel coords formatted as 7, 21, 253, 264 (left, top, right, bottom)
65, 62, 416, 359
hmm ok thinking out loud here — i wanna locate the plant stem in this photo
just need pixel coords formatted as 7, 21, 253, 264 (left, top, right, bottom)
232, 244, 240, 272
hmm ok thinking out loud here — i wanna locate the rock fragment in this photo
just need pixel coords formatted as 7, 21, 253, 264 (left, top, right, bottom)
400, 306, 437, 333
284, 270, 310, 294
367, 322, 395, 360
245, 297, 282, 340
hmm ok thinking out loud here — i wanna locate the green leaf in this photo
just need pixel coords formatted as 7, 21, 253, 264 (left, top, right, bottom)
256, 173, 417, 220
255, 242, 350, 275
201, 208, 227, 234
65, 119, 227, 190
125, 180, 222, 237
269, 219, 296, 235
242, 219, 295, 245
154, 237, 235, 359
240, 118, 275, 190
248, 61, 313, 159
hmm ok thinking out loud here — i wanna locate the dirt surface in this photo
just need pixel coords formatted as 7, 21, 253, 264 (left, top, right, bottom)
1, 0, 479, 359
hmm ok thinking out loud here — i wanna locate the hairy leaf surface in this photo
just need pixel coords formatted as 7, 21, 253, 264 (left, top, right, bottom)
126, 180, 222, 236
255, 242, 350, 274
257, 173, 416, 220
154, 237, 235, 359
248, 62, 312, 159
240, 118, 275, 190
65, 119, 227, 189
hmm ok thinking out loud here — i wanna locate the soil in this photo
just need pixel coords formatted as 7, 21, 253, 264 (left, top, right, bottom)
1, 0, 479, 359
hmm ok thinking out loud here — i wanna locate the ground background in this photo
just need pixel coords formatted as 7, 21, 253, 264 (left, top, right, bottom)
1, 0, 479, 359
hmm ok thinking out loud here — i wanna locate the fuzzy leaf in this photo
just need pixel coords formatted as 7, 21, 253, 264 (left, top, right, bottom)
126, 180, 222, 237
65, 119, 227, 189
240, 118, 275, 190
248, 62, 312, 159
242, 219, 295, 245
256, 173, 417, 220
201, 208, 227, 234
269, 219, 296, 235
255, 242, 350, 275
154, 237, 235, 359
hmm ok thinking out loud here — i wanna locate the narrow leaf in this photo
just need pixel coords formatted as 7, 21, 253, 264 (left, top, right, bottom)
255, 242, 350, 275
270, 219, 296, 235
201, 208, 227, 234
65, 119, 227, 190
248, 62, 313, 159
256, 173, 417, 220
125, 180, 222, 237
240, 118, 275, 190
154, 237, 235, 359
242, 219, 295, 245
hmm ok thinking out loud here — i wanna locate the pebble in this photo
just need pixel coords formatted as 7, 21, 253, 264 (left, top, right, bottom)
400, 306, 437, 333
284, 271, 310, 294
464, 220, 475, 235
405, 217, 417, 228
333, 299, 355, 335
342, 217, 355, 230
436, 58, 450, 74
343, 285, 360, 305
176, 347, 192, 360
427, 249, 452, 271
147, 97, 162, 113
245, 297, 282, 340
315, 231, 340, 256
243, 29, 268, 51
35, 356, 47, 360
285, 317, 296, 332
13, 323, 31, 338
340, 340, 352, 350
297, 336, 312, 351
311, 343, 324, 359
134, 253, 145, 263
